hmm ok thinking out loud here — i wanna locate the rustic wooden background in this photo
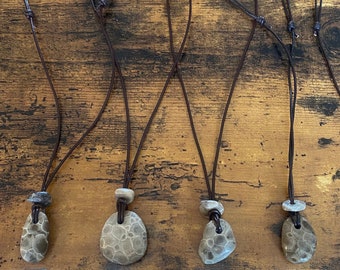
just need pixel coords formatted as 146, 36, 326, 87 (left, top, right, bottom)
0, 0, 339, 269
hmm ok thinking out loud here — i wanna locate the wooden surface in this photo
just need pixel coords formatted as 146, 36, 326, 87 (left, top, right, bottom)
0, 0, 339, 269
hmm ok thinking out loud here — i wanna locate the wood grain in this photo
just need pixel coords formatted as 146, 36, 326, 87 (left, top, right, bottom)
0, 0, 339, 269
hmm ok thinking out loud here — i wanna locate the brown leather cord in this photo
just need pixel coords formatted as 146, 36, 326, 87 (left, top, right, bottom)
24, 0, 114, 222
230, 0, 299, 225
166, 0, 256, 234
102, 1, 192, 222
314, 0, 340, 96
91, 0, 133, 189
166, 0, 257, 203
23, 0, 62, 193
119, 1, 192, 188
92, 0, 131, 224
282, 0, 302, 228
210, 0, 257, 200
165, 0, 211, 198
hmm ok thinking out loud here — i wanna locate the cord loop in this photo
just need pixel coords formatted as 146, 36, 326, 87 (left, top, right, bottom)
289, 211, 301, 229
31, 204, 41, 224
209, 209, 223, 234
116, 198, 127, 224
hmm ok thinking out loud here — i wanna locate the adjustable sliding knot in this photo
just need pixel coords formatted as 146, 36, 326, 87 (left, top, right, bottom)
27, 192, 51, 224
24, 9, 33, 19
287, 20, 299, 39
93, 0, 110, 12
209, 209, 223, 234
23, 0, 34, 19
287, 20, 295, 32
97, 0, 110, 8
255, 16, 266, 27
313, 21, 321, 36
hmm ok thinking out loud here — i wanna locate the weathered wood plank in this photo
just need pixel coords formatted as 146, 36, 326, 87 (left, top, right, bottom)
0, 0, 339, 269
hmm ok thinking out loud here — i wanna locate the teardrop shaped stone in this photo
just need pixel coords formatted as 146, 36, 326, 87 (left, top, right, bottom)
100, 210, 147, 265
198, 218, 236, 264
20, 212, 49, 263
281, 216, 317, 264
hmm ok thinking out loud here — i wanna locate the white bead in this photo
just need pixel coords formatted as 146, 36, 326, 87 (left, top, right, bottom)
282, 200, 306, 212
199, 200, 224, 218
115, 188, 135, 204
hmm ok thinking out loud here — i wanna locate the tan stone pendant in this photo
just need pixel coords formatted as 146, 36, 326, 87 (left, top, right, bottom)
199, 218, 236, 264
100, 188, 147, 265
198, 200, 236, 264
100, 211, 147, 265
281, 216, 317, 264
20, 212, 49, 263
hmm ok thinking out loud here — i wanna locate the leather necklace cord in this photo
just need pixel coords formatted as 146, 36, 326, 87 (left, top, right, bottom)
166, 0, 257, 201
314, 0, 340, 96
23, 0, 62, 193
282, 0, 298, 206
281, 0, 302, 228
96, 0, 192, 223
109, 1, 193, 189
90, 0, 132, 187
23, 0, 114, 222
230, 1, 299, 207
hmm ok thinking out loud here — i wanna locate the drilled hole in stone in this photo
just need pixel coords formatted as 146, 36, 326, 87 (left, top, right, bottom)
294, 224, 301, 229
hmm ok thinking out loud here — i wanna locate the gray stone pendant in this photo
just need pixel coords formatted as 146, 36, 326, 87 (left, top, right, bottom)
198, 218, 236, 264
100, 210, 147, 265
281, 216, 317, 264
20, 212, 49, 263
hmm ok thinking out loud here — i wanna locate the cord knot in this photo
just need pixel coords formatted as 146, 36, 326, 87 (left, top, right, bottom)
209, 209, 223, 234
28, 192, 51, 224
25, 9, 34, 19
287, 20, 295, 33
313, 21, 321, 36
94, 0, 110, 11
23, 0, 34, 19
255, 16, 266, 27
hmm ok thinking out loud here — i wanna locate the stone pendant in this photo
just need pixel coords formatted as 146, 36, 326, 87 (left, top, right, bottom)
199, 218, 236, 264
100, 210, 147, 265
20, 212, 49, 263
281, 216, 317, 264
